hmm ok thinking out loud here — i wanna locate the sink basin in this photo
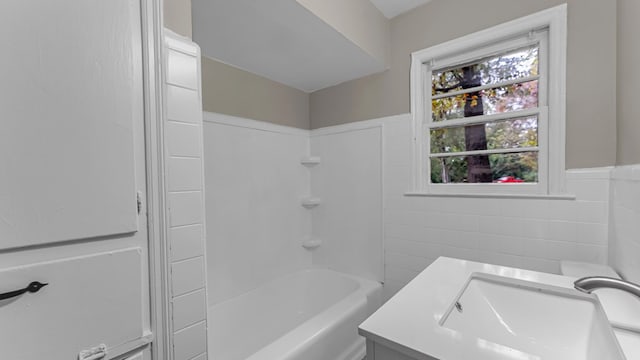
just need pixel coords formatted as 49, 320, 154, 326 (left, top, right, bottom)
440, 273, 626, 360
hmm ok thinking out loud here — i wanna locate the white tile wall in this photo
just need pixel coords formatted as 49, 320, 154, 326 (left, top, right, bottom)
166, 86, 201, 124
198, 108, 637, 329
169, 192, 204, 227
164, 31, 208, 360
173, 289, 207, 331
203, 112, 312, 305
170, 225, 205, 262
173, 321, 207, 360
309, 124, 384, 282
609, 165, 640, 283
347, 114, 611, 301
171, 257, 206, 296
166, 50, 199, 90
168, 158, 203, 191
166, 122, 202, 157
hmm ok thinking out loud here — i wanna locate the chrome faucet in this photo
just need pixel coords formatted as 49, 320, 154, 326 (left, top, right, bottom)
574, 276, 640, 298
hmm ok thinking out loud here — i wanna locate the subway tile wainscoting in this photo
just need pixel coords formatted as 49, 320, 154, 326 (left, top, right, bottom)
312, 114, 613, 302
609, 165, 640, 283
201, 111, 622, 304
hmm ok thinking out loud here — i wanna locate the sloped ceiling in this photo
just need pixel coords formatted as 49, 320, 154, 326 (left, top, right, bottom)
192, 0, 387, 92
192, 0, 432, 92
369, 0, 433, 18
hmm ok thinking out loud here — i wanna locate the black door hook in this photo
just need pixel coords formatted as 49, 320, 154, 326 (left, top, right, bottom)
0, 281, 48, 301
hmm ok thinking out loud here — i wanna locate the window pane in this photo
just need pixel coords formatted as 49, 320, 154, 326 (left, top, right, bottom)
432, 80, 539, 122
430, 117, 538, 154
432, 45, 539, 95
430, 152, 538, 184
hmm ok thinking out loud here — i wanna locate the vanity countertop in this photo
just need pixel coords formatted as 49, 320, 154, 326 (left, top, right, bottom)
358, 257, 597, 360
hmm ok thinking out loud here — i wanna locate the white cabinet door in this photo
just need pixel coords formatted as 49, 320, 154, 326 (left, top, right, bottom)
0, 249, 145, 359
0, 1, 152, 359
0, 0, 143, 249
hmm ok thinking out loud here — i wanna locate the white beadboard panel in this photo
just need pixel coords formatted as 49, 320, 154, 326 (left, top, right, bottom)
609, 164, 640, 283
166, 85, 201, 124
171, 256, 205, 296
170, 225, 205, 262
168, 157, 203, 192
173, 321, 207, 360
169, 191, 204, 227
203, 112, 312, 305
173, 289, 207, 331
166, 50, 199, 90
166, 121, 202, 157
310, 126, 384, 282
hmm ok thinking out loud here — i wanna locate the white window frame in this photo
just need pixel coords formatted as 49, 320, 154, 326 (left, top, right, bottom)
409, 4, 567, 198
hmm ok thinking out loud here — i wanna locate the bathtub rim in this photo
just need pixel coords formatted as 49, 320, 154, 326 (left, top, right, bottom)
207, 267, 382, 360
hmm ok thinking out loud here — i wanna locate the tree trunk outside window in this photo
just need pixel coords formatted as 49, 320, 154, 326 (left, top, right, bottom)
462, 66, 492, 183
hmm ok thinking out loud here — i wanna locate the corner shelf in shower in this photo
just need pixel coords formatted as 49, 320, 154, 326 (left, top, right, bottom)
302, 238, 322, 250
300, 156, 321, 167
301, 197, 321, 209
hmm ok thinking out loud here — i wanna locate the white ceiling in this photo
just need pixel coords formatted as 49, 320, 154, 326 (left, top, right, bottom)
369, 0, 433, 18
191, 0, 434, 93
192, 0, 386, 93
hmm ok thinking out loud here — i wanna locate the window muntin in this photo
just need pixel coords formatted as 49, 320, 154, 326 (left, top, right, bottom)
431, 79, 539, 122
429, 116, 538, 154
433, 46, 538, 90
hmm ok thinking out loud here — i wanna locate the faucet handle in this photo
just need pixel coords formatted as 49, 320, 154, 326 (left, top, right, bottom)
574, 276, 640, 299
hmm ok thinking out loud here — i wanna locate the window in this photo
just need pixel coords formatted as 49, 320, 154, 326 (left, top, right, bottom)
409, 5, 567, 197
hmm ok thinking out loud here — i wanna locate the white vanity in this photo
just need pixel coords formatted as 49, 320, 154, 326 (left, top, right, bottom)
359, 257, 633, 360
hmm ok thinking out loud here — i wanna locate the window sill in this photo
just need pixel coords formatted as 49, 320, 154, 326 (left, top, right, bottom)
403, 192, 576, 200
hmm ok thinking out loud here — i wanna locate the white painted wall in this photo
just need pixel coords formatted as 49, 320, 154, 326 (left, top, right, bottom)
310, 124, 384, 282
203, 112, 312, 305
608, 165, 640, 283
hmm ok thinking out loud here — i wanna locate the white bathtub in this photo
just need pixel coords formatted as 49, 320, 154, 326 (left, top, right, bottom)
208, 269, 382, 360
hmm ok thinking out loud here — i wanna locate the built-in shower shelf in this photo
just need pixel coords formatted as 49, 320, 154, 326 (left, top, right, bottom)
302, 238, 322, 250
301, 197, 321, 209
300, 156, 321, 167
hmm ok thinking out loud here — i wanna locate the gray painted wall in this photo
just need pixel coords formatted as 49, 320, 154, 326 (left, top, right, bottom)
617, 0, 640, 165
168, 0, 637, 165
165, 0, 311, 129
201, 57, 310, 129
164, 0, 192, 39
310, 0, 618, 169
